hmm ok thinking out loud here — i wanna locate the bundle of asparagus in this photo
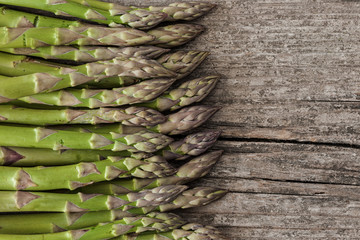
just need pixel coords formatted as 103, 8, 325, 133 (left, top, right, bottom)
0, 0, 226, 239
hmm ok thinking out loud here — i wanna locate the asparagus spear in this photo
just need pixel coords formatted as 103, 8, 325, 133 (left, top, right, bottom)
0, 212, 184, 235
0, 147, 151, 167
78, 151, 223, 194
18, 78, 176, 108
69, 0, 216, 22
0, 125, 173, 152
0, 56, 175, 103
0, 185, 187, 212
0, 155, 177, 191
0, 26, 157, 48
0, 105, 165, 126
113, 223, 226, 240
0, 50, 207, 88
148, 24, 205, 48
0, 130, 218, 166
137, 76, 219, 112
158, 131, 221, 161
52, 106, 219, 135
0, 45, 169, 62
0, 212, 185, 240
0, 0, 167, 29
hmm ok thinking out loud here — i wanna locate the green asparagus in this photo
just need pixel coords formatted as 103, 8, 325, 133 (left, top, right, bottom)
0, 155, 176, 191
18, 78, 176, 108
0, 125, 173, 152
0, 26, 156, 48
0, 211, 184, 235
78, 151, 223, 194
112, 223, 226, 240
0, 0, 167, 29
148, 24, 205, 48
0, 105, 165, 126
0, 212, 185, 240
137, 76, 219, 112
51, 105, 220, 135
0, 147, 151, 167
0, 45, 169, 62
0, 56, 175, 103
0, 50, 208, 88
0, 185, 187, 212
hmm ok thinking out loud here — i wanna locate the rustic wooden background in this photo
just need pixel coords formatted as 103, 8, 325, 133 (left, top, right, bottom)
128, 0, 360, 239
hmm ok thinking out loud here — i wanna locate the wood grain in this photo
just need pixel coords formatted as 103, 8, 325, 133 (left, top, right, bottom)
98, 0, 360, 238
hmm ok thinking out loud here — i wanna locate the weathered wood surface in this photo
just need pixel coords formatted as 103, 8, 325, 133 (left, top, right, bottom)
91, 0, 360, 239
119, 0, 360, 239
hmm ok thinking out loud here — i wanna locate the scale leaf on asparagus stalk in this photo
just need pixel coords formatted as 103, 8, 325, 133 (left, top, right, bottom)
0, 185, 187, 212
0, 155, 176, 191
18, 78, 176, 108
0, 105, 166, 126
0, 212, 186, 240
0, 0, 167, 29
0, 56, 175, 103
0, 125, 173, 152
78, 151, 223, 194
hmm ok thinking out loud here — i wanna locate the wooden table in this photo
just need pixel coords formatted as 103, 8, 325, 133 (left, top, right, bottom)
132, 0, 360, 238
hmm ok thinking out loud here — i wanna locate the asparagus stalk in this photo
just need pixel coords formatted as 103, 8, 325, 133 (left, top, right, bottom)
18, 78, 176, 108
78, 151, 223, 194
158, 131, 221, 161
113, 223, 226, 240
0, 185, 187, 212
137, 76, 219, 112
0, 45, 169, 62
148, 24, 205, 48
0, 130, 218, 166
0, 56, 175, 103
0, 147, 151, 167
0, 50, 207, 90
0, 105, 165, 126
69, 0, 216, 22
0, 125, 173, 152
0, 6, 88, 28
0, 212, 184, 235
0, 26, 156, 48
0, 0, 167, 29
52, 105, 219, 135
0, 155, 176, 191
0, 212, 185, 240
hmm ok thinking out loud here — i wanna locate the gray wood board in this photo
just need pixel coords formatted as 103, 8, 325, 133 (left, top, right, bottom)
87, 0, 360, 238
